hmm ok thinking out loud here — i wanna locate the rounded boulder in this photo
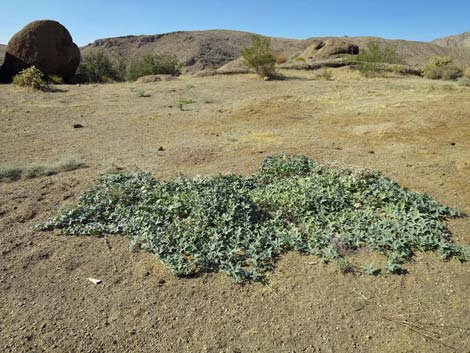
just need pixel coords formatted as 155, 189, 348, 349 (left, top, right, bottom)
0, 20, 80, 81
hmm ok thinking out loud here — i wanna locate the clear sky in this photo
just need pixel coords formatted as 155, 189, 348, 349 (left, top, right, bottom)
1, 0, 470, 46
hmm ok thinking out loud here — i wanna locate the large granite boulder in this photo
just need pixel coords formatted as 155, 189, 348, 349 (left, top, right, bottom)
300, 39, 359, 60
0, 20, 80, 82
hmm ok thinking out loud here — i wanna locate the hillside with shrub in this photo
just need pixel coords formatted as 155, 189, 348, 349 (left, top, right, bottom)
79, 30, 470, 73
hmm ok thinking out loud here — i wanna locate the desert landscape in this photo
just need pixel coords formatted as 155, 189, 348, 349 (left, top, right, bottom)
1, 15, 470, 353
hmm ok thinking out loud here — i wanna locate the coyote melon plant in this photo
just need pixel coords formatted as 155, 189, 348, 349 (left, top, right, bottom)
36, 155, 467, 282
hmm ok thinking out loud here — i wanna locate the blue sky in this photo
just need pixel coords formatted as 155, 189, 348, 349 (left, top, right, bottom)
1, 0, 470, 46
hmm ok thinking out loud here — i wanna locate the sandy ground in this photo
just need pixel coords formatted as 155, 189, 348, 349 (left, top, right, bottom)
1, 69, 470, 352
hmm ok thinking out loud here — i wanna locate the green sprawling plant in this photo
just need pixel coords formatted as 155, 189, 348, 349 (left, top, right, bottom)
354, 42, 404, 77
242, 35, 277, 78
127, 53, 180, 81
36, 155, 467, 282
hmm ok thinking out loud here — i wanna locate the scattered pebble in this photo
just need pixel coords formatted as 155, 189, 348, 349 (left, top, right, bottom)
87, 278, 102, 285
73, 124, 84, 129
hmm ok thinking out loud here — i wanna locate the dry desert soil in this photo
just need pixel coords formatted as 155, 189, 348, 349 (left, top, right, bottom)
1, 69, 470, 352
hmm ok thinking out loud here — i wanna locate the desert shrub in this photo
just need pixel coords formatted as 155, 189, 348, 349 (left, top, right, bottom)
12, 66, 48, 90
354, 42, 404, 77
421, 57, 463, 80
114, 57, 128, 82
77, 50, 124, 83
242, 35, 277, 78
127, 53, 180, 81
36, 155, 467, 283
295, 56, 306, 62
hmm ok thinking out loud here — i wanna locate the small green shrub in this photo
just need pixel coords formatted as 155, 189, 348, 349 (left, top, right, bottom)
13, 66, 48, 90
127, 53, 180, 81
242, 35, 277, 78
421, 57, 463, 80
36, 155, 467, 283
78, 50, 124, 83
295, 56, 306, 62
354, 42, 404, 77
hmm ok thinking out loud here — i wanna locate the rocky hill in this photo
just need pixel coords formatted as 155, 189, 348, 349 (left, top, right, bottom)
432, 32, 470, 48
81, 30, 470, 73
290, 36, 470, 67
80, 30, 311, 73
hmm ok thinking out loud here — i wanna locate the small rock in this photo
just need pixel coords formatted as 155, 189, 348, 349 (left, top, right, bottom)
73, 124, 84, 129
158, 279, 166, 286
263, 76, 271, 81
450, 142, 456, 146
158, 146, 165, 152
87, 278, 102, 285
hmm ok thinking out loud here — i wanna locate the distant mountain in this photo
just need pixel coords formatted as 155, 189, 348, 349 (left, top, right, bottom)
81, 30, 470, 73
432, 32, 470, 48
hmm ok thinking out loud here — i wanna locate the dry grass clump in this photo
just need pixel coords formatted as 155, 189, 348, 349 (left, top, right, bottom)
0, 165, 23, 182
0, 159, 86, 182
